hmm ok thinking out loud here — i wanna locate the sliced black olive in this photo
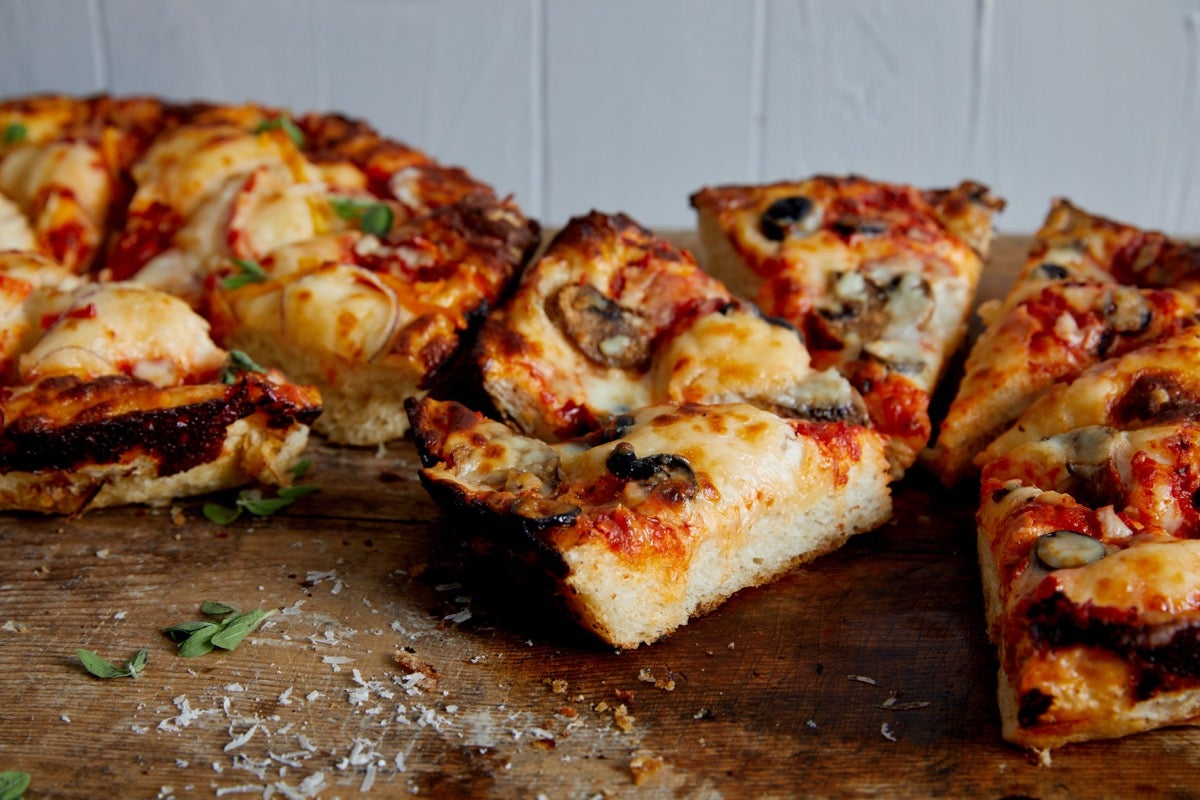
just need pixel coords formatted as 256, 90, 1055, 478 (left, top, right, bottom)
831, 214, 888, 238
550, 284, 652, 369
1033, 262, 1070, 281
606, 441, 695, 484
760, 195, 816, 241
508, 496, 582, 532
1035, 530, 1107, 570
1103, 286, 1153, 335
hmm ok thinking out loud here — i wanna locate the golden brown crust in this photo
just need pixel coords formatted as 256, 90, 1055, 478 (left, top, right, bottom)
408, 396, 891, 649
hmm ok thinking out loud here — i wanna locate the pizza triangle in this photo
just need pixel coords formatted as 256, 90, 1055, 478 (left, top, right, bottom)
689, 175, 1004, 474
0, 253, 320, 514
926, 200, 1200, 486
475, 210, 868, 444
978, 421, 1200, 747
407, 396, 891, 649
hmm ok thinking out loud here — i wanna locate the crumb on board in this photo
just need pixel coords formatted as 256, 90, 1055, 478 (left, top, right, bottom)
392, 650, 439, 691
637, 667, 676, 691
1034, 747, 1053, 767
547, 678, 569, 695
847, 674, 878, 685
629, 753, 665, 785
613, 703, 635, 732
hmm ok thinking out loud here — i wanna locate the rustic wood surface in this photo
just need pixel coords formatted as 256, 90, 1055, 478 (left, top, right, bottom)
3, 236, 1200, 799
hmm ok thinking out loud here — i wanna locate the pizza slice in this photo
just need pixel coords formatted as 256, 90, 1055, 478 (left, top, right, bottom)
208, 193, 536, 445
975, 326, 1200, 466
977, 422, 1200, 747
0, 275, 320, 514
407, 396, 891, 649
926, 201, 1200, 485
475, 211, 867, 443
689, 175, 1004, 472
0, 94, 170, 272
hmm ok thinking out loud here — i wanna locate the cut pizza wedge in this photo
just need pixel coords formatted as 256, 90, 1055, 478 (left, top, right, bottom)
0, 278, 320, 514
209, 194, 537, 445
476, 211, 867, 442
978, 423, 1200, 747
407, 397, 891, 649
976, 326, 1200, 466
690, 175, 1004, 473
927, 200, 1200, 485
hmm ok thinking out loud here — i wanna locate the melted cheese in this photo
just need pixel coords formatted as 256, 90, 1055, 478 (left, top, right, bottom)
1057, 540, 1200, 616
0, 190, 35, 251
19, 283, 226, 387
0, 140, 109, 222
654, 307, 811, 403
130, 124, 308, 218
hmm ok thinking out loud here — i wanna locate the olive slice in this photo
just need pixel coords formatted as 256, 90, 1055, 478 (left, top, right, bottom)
1033, 262, 1070, 281
1035, 530, 1107, 570
605, 441, 695, 485
760, 195, 817, 241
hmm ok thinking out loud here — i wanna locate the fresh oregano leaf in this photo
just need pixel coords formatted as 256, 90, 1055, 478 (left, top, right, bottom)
359, 203, 394, 237
222, 258, 268, 290
0, 771, 30, 800
330, 197, 393, 237
210, 609, 274, 650
163, 620, 219, 643
238, 495, 293, 516
218, 349, 266, 384
202, 502, 242, 525
291, 458, 312, 480
254, 115, 305, 149
200, 600, 239, 616
277, 484, 318, 501
77, 648, 147, 679
176, 624, 221, 658
1, 122, 26, 145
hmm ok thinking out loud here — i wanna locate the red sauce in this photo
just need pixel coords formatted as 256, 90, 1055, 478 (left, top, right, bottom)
106, 201, 182, 280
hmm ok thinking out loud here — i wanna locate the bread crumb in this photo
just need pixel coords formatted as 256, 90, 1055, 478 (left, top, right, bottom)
392, 650, 439, 691
629, 753, 665, 785
169, 506, 186, 526
637, 667, 676, 691
848, 674, 877, 685
613, 703, 635, 732
881, 722, 897, 742
548, 678, 568, 695
1034, 747, 1053, 767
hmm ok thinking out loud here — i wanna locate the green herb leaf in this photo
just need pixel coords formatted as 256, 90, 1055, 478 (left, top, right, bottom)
238, 495, 293, 516
163, 620, 219, 643
2, 122, 27, 146
0, 771, 30, 800
166, 604, 275, 657
359, 203, 394, 237
200, 600, 239, 616
291, 458, 312, 480
210, 609, 274, 650
202, 502, 242, 525
277, 484, 318, 501
254, 115, 305, 149
330, 197, 393, 237
176, 624, 220, 658
77, 648, 147, 679
222, 258, 268, 290
218, 349, 267, 384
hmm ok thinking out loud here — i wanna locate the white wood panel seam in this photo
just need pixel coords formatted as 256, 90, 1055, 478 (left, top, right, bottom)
748, 0, 767, 180
967, 0, 994, 161
532, 0, 547, 219
90, 0, 110, 89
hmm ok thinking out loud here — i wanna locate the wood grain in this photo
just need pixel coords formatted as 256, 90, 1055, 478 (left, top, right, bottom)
3, 237, 1200, 799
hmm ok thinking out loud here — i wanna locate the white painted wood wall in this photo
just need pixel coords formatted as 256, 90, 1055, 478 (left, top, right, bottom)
2, 0, 1198, 234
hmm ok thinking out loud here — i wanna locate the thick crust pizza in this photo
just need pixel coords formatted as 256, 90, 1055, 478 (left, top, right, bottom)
407, 396, 891, 649
475, 211, 867, 442
939, 200, 1200, 748
978, 423, 1200, 747
0, 253, 320, 514
690, 175, 1004, 473
927, 199, 1200, 485
0, 93, 538, 461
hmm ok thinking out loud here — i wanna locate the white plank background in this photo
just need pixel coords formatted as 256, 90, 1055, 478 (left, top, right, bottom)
1, 0, 1198, 234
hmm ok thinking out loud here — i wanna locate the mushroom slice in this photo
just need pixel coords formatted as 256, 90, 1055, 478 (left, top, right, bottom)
551, 283, 653, 369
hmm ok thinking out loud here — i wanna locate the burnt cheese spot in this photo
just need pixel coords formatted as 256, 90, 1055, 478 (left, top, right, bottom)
1017, 689, 1054, 729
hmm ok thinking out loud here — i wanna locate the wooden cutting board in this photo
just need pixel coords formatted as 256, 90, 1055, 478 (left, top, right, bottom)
2, 237, 1198, 799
